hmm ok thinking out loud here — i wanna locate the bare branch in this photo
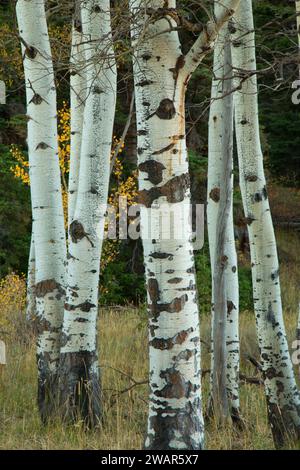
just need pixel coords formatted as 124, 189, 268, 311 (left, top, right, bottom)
183, 0, 241, 77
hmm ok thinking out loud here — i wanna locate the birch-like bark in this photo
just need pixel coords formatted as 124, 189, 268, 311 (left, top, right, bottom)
16, 0, 66, 422
26, 236, 36, 322
207, 1, 240, 423
231, 0, 300, 447
130, 0, 240, 450
68, 1, 86, 225
59, 0, 117, 426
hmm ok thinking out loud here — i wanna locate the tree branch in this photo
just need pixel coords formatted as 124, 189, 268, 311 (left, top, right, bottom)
183, 0, 241, 78
110, 93, 135, 175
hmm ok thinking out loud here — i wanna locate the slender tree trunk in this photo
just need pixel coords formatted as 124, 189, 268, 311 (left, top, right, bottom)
26, 235, 36, 323
207, 2, 240, 424
68, 1, 86, 225
231, 0, 300, 447
130, 0, 240, 450
16, 0, 66, 423
59, 0, 117, 427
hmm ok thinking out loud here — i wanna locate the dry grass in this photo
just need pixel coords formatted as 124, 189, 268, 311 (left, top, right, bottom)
0, 228, 299, 450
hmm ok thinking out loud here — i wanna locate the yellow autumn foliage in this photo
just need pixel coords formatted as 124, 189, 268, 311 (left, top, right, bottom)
0, 273, 26, 336
9, 104, 138, 272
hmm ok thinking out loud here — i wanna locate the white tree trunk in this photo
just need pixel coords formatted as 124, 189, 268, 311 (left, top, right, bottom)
130, 0, 240, 450
59, 0, 117, 426
207, 2, 240, 423
68, 1, 86, 225
232, 0, 300, 447
16, 0, 67, 422
26, 236, 36, 322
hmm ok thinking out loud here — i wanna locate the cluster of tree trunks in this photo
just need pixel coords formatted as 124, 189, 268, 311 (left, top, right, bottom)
15, 0, 300, 450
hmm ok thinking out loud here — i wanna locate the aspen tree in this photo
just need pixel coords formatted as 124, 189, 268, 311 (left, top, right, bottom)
68, 0, 86, 225
59, 0, 117, 426
207, 3, 240, 423
231, 0, 300, 447
16, 0, 67, 422
130, 0, 240, 449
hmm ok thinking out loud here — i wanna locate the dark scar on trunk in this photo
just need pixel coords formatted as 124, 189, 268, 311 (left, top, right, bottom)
138, 173, 190, 208
147, 98, 176, 120
36, 142, 50, 150
245, 174, 258, 182
25, 45, 38, 59
148, 294, 188, 319
167, 277, 183, 284
169, 54, 186, 80
149, 252, 173, 260
148, 278, 160, 304
136, 79, 154, 87
155, 367, 199, 399
271, 269, 279, 281
150, 327, 193, 350
30, 93, 43, 105
246, 216, 255, 225
69, 220, 94, 247
209, 187, 220, 202
227, 301, 236, 314
35, 318, 60, 335
266, 302, 276, 327
35, 279, 63, 297
64, 301, 96, 313
152, 142, 175, 156
146, 399, 204, 450
138, 160, 166, 185
172, 348, 196, 362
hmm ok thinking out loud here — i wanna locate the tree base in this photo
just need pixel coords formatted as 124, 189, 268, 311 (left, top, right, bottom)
231, 407, 246, 431
58, 351, 102, 428
37, 370, 59, 425
145, 402, 204, 450
267, 401, 300, 449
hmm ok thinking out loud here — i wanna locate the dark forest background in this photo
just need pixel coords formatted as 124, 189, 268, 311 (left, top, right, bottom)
0, 0, 299, 310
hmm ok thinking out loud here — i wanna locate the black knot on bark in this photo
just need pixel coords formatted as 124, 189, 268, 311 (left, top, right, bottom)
155, 98, 176, 120
138, 160, 166, 185
69, 220, 94, 247
74, 19, 82, 33
93, 5, 101, 13
30, 94, 43, 105
36, 142, 50, 150
25, 46, 38, 59
209, 187, 220, 202
92, 85, 103, 94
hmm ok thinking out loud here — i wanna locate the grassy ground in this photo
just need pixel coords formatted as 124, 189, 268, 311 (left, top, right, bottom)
0, 228, 299, 450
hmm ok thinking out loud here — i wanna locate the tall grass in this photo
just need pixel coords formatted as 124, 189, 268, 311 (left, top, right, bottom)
0, 228, 299, 449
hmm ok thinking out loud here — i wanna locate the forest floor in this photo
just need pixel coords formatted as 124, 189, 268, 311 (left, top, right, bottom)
0, 228, 299, 450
